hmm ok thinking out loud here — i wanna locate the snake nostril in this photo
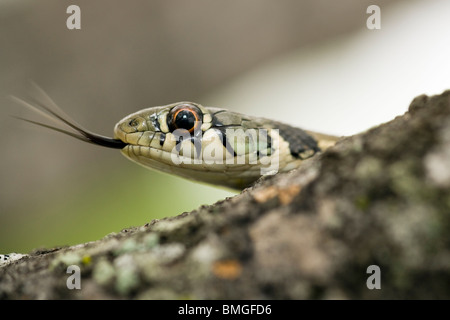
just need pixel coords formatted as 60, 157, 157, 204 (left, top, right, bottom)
128, 119, 139, 127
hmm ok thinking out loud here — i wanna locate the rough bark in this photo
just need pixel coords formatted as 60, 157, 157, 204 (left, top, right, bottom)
2, 91, 450, 300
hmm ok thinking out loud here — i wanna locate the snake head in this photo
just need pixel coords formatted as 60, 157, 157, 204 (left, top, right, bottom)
112, 101, 299, 189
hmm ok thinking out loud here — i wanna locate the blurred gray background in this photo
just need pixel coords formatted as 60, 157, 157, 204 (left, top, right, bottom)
3, 0, 450, 253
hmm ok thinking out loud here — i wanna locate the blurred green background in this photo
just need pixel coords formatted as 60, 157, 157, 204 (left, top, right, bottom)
3, 0, 450, 253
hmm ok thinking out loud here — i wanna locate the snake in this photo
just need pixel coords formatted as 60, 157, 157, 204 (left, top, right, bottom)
13, 87, 339, 190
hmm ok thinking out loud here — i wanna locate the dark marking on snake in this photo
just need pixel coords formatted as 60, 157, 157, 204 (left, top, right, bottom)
274, 122, 320, 159
159, 132, 166, 146
215, 128, 237, 157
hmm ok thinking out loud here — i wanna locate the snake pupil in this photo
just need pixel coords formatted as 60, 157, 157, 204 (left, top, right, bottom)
175, 110, 195, 131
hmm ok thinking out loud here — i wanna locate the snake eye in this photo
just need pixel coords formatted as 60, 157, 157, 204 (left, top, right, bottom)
168, 103, 201, 133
